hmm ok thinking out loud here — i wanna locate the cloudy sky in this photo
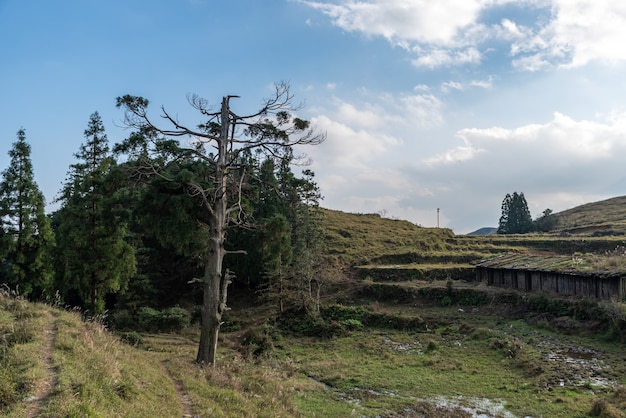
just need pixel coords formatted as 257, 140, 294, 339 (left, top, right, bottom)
1, 0, 626, 233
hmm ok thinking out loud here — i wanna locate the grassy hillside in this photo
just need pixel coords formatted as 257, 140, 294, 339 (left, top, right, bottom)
552, 195, 626, 235
320, 207, 626, 282
0, 290, 302, 417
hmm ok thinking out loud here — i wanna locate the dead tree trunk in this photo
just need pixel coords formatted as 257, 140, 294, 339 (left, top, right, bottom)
196, 97, 230, 366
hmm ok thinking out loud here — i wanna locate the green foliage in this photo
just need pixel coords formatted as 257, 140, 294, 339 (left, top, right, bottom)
498, 192, 533, 234
259, 214, 293, 312
527, 295, 572, 317
533, 208, 558, 232
241, 323, 277, 357
416, 287, 492, 306
277, 304, 426, 338
599, 301, 626, 342
113, 306, 191, 333
54, 112, 136, 314
118, 331, 144, 347
0, 129, 55, 297
158, 306, 192, 332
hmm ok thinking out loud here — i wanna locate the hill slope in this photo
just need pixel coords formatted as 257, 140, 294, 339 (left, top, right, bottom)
552, 195, 626, 235
0, 293, 299, 417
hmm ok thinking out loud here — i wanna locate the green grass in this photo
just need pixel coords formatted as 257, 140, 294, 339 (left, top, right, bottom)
38, 311, 182, 417
553, 195, 626, 234
273, 306, 626, 417
3, 290, 626, 417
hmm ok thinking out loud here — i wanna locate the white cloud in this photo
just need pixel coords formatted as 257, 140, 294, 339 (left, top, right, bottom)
512, 1, 626, 69
299, 0, 487, 45
413, 84, 430, 92
300, 92, 447, 226
399, 94, 444, 128
303, 0, 626, 70
411, 47, 482, 68
423, 144, 482, 166
441, 76, 493, 92
307, 114, 400, 171
455, 112, 626, 160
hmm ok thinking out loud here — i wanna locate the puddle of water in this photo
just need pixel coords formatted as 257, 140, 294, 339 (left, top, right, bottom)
333, 385, 517, 418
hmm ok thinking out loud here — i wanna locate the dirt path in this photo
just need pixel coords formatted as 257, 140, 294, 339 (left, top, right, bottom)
161, 360, 197, 418
23, 311, 59, 418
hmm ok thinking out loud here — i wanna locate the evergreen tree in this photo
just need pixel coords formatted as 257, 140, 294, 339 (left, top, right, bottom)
281, 166, 324, 314
259, 214, 292, 313
55, 112, 135, 314
497, 193, 512, 234
533, 208, 558, 232
0, 129, 55, 297
497, 191, 533, 234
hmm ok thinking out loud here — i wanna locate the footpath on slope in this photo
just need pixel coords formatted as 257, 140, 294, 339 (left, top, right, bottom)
160, 359, 197, 418
23, 310, 59, 418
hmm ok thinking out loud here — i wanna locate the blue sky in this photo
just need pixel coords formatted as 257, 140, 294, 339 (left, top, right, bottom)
2, 0, 626, 233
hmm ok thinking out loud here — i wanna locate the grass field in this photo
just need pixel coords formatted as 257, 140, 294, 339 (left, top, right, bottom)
2, 289, 626, 417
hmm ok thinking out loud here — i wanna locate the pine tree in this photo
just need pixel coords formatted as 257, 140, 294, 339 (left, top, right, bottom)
497, 193, 512, 234
259, 213, 292, 313
0, 129, 55, 297
55, 112, 135, 314
498, 191, 533, 234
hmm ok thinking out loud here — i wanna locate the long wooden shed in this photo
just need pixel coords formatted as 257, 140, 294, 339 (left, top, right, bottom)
475, 254, 626, 300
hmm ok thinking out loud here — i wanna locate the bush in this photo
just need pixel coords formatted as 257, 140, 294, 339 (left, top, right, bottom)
340, 319, 363, 330
158, 307, 191, 333
110, 306, 191, 333
241, 324, 275, 357
600, 301, 626, 342
276, 311, 347, 338
590, 398, 622, 418
108, 309, 136, 331
137, 307, 160, 332
119, 331, 144, 347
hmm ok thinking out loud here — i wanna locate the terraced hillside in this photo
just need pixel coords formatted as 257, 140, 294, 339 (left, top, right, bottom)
321, 207, 626, 299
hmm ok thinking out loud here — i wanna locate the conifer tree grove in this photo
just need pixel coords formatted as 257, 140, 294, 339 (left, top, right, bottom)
497, 191, 533, 234
0, 129, 55, 297
54, 112, 136, 314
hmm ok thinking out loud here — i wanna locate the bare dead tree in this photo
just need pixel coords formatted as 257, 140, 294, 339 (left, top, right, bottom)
116, 82, 325, 365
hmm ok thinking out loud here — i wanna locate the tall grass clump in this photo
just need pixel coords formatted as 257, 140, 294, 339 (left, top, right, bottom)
0, 291, 46, 416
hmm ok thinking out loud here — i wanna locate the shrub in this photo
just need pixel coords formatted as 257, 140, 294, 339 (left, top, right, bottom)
340, 319, 363, 330
590, 398, 622, 418
600, 301, 626, 342
241, 324, 275, 357
276, 310, 347, 338
489, 336, 524, 358
119, 331, 144, 347
111, 306, 191, 333
158, 307, 191, 333
425, 340, 438, 352
137, 307, 160, 332
108, 309, 136, 331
